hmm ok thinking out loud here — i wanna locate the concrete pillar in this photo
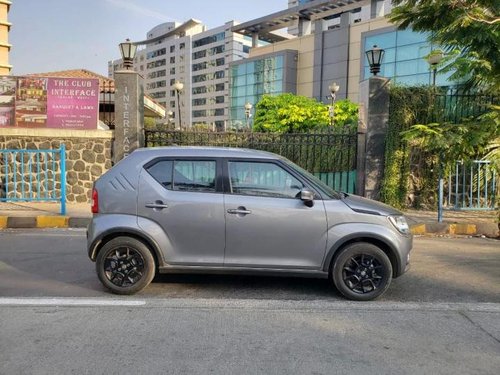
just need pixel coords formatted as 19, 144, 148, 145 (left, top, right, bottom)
113, 70, 144, 164
357, 76, 390, 200
252, 32, 259, 48
298, 18, 312, 37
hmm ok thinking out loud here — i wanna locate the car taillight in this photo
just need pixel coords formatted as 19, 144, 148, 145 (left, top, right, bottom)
91, 188, 99, 214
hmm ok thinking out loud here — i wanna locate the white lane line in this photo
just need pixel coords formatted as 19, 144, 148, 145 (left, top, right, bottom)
0, 298, 146, 307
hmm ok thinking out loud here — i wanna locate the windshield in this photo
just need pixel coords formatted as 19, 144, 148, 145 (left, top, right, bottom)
283, 159, 341, 199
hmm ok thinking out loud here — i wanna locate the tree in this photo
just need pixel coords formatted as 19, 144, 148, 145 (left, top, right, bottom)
389, 0, 500, 90
253, 93, 358, 133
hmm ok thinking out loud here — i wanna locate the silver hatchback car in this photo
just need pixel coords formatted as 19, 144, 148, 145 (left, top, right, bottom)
87, 147, 412, 301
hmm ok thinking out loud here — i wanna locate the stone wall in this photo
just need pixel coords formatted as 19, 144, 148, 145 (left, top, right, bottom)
0, 128, 113, 203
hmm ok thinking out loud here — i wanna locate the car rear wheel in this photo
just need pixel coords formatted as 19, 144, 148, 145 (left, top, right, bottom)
332, 242, 392, 301
96, 236, 155, 295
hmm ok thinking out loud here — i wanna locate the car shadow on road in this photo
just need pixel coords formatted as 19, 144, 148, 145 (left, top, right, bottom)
149, 273, 340, 300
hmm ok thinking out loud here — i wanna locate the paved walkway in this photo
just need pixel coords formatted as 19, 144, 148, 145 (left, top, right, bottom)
0, 201, 498, 237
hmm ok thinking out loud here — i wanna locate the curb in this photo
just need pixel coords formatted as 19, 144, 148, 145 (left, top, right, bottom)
410, 222, 499, 237
0, 216, 90, 229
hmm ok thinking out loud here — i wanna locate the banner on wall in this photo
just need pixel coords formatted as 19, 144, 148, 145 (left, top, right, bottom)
0, 76, 99, 129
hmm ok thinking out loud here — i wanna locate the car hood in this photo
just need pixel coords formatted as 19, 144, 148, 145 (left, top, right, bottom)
341, 194, 402, 216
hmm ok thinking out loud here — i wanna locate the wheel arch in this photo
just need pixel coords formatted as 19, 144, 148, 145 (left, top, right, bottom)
323, 234, 401, 277
89, 228, 164, 270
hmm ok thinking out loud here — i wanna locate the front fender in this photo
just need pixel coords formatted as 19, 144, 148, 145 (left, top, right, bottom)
322, 222, 411, 277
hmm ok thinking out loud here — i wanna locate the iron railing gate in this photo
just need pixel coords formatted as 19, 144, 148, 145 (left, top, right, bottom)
145, 130, 358, 193
0, 145, 67, 214
443, 160, 497, 211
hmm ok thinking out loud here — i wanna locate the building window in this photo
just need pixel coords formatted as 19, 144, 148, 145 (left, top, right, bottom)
214, 70, 225, 79
216, 83, 225, 91
193, 74, 207, 83
170, 67, 176, 74
193, 98, 207, 106
216, 58, 225, 66
170, 56, 175, 64
193, 50, 207, 60
215, 96, 224, 104
147, 48, 166, 59
214, 108, 224, 116
362, 29, 452, 86
193, 32, 225, 48
193, 110, 207, 118
193, 62, 207, 71
192, 86, 207, 95
170, 45, 175, 53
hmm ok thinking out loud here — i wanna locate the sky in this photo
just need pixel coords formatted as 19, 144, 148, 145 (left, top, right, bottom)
9, 0, 286, 77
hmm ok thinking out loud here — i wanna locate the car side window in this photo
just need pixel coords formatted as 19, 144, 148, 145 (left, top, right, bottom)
173, 160, 216, 193
146, 160, 173, 189
146, 159, 216, 193
228, 161, 303, 199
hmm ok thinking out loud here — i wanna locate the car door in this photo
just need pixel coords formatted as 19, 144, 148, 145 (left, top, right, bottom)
137, 158, 225, 265
223, 159, 328, 269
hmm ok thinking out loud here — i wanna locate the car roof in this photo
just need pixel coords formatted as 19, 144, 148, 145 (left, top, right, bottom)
133, 146, 281, 160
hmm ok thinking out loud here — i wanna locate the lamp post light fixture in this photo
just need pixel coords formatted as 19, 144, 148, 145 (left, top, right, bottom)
172, 80, 184, 129
119, 38, 137, 70
167, 110, 174, 128
327, 82, 340, 126
244, 102, 253, 130
365, 45, 385, 76
426, 50, 443, 87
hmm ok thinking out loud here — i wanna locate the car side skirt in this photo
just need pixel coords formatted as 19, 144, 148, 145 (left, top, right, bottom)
158, 265, 329, 279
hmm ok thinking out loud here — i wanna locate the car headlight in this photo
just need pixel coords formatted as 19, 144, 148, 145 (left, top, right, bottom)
388, 215, 410, 235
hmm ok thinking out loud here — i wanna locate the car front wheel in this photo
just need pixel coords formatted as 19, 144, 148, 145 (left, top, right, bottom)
332, 242, 393, 301
96, 236, 155, 295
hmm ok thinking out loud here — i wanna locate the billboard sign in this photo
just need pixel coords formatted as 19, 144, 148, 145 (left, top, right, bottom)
0, 76, 99, 129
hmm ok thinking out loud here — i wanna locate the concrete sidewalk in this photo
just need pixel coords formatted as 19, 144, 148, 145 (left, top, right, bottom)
0, 201, 498, 237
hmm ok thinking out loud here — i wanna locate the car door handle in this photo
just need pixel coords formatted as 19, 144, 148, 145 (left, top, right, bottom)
145, 201, 169, 209
227, 208, 252, 215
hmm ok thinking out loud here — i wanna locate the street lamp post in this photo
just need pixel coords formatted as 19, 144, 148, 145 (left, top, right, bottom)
426, 50, 443, 88
172, 81, 184, 129
327, 82, 340, 126
365, 45, 385, 76
244, 102, 253, 130
118, 39, 137, 70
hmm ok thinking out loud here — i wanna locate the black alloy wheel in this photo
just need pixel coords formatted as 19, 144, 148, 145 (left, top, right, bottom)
103, 247, 145, 287
96, 236, 155, 295
332, 242, 393, 301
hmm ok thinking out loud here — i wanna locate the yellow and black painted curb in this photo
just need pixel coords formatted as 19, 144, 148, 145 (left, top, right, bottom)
0, 216, 89, 229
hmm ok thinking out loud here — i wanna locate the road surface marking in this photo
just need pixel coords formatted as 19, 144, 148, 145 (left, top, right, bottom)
0, 298, 146, 306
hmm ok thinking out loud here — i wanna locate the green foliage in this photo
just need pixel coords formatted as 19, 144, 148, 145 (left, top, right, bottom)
144, 116, 157, 130
402, 109, 500, 172
381, 86, 500, 209
253, 93, 358, 133
380, 86, 436, 208
390, 0, 500, 90
333, 99, 359, 128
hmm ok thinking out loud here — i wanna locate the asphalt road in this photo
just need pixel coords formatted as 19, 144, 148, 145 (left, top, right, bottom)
0, 230, 499, 374
0, 229, 499, 302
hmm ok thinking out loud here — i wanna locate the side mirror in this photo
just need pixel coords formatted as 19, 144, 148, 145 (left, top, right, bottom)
300, 188, 315, 207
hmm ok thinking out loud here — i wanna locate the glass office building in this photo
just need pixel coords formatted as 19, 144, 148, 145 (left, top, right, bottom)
229, 51, 297, 129
362, 28, 453, 86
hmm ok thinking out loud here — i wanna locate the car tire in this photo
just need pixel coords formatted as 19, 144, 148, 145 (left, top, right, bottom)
96, 236, 155, 295
332, 242, 392, 301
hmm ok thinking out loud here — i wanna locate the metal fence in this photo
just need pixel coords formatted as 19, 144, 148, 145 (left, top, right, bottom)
0, 145, 67, 214
99, 80, 115, 128
442, 160, 497, 211
145, 130, 358, 193
432, 89, 499, 124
